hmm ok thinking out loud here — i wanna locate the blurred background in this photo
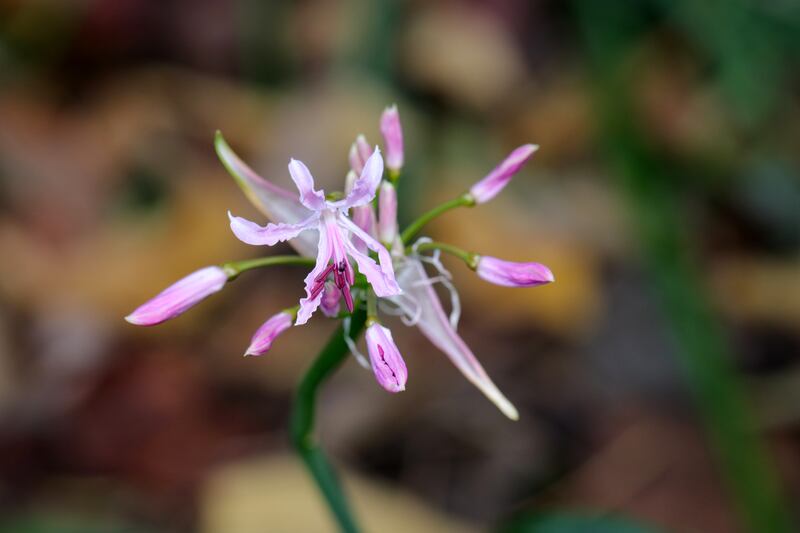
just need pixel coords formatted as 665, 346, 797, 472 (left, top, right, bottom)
0, 0, 799, 532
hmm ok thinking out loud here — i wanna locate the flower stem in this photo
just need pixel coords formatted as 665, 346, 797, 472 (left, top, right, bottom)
222, 255, 315, 279
407, 240, 478, 269
400, 194, 475, 244
290, 309, 367, 533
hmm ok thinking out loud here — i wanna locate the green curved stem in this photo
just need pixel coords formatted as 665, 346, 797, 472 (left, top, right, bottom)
407, 240, 478, 269
400, 194, 475, 245
222, 255, 315, 279
290, 310, 367, 533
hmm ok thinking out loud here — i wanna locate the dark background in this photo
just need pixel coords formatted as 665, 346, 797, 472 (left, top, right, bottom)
0, 1, 798, 532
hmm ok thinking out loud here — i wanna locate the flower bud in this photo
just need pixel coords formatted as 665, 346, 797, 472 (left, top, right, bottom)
351, 204, 376, 254
125, 266, 227, 326
469, 144, 538, 204
320, 281, 341, 317
244, 310, 293, 356
378, 181, 398, 244
475, 256, 554, 288
365, 323, 408, 393
380, 105, 404, 172
348, 135, 372, 175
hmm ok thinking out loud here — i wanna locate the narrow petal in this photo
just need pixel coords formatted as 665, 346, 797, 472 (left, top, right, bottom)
476, 256, 554, 287
378, 181, 398, 244
125, 267, 227, 326
351, 204, 376, 254
288, 158, 327, 211
338, 213, 401, 297
329, 147, 384, 209
469, 144, 538, 204
348, 134, 372, 175
391, 258, 519, 420
215, 132, 317, 257
245, 311, 293, 356
228, 211, 319, 246
365, 323, 408, 392
296, 222, 331, 325
380, 105, 404, 172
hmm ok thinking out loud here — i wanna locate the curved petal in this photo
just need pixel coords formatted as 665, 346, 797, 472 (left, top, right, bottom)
288, 158, 326, 211
215, 132, 318, 257
391, 258, 519, 420
296, 222, 331, 325
329, 148, 383, 210
228, 211, 319, 246
338, 213, 400, 297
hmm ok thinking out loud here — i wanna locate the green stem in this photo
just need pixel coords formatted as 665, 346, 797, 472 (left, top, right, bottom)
290, 309, 367, 533
407, 240, 478, 269
222, 255, 315, 279
400, 194, 475, 245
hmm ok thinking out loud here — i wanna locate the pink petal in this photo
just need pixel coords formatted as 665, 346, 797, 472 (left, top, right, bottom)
378, 181, 398, 244
228, 211, 319, 246
125, 266, 227, 326
288, 158, 327, 211
215, 132, 317, 257
392, 258, 518, 420
245, 311, 293, 356
329, 148, 384, 210
320, 281, 341, 317
296, 222, 331, 325
469, 144, 538, 204
351, 204, 377, 254
380, 105, 404, 171
476, 256, 554, 287
338, 213, 401, 297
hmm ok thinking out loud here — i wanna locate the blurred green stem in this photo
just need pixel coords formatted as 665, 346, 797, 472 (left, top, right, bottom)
222, 255, 315, 279
290, 310, 367, 533
574, 1, 792, 531
408, 241, 477, 268
400, 194, 475, 244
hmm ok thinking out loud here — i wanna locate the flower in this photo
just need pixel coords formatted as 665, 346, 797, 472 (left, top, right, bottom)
245, 311, 294, 356
365, 322, 408, 393
320, 281, 341, 317
380, 105, 404, 172
475, 256, 554, 287
125, 266, 227, 326
348, 135, 372, 175
378, 181, 398, 244
469, 144, 538, 204
227, 147, 401, 325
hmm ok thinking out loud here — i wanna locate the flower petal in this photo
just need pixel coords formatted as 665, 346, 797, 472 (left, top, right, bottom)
380, 105, 404, 171
329, 147, 384, 210
228, 211, 319, 246
476, 256, 554, 287
391, 258, 519, 420
296, 222, 331, 325
338, 213, 401, 297
365, 323, 408, 393
245, 311, 294, 356
469, 144, 538, 204
288, 158, 327, 211
215, 132, 318, 257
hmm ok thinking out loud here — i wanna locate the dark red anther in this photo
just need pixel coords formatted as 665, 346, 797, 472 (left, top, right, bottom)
310, 280, 325, 299
315, 263, 335, 283
341, 284, 354, 312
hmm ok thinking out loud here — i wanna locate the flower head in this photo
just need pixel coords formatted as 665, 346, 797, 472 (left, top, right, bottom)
469, 144, 538, 204
227, 147, 401, 325
365, 322, 407, 393
125, 266, 227, 326
380, 105, 404, 173
475, 256, 554, 287
245, 310, 294, 356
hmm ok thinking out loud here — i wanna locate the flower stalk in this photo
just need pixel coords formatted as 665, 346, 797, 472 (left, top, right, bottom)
290, 309, 367, 533
222, 255, 316, 279
400, 194, 475, 245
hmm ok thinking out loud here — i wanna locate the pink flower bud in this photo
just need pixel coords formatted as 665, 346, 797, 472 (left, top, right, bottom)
475, 256, 554, 287
351, 204, 376, 254
365, 323, 408, 393
320, 281, 341, 317
125, 266, 227, 326
378, 182, 398, 244
244, 311, 293, 356
380, 105, 404, 172
469, 144, 538, 204
348, 135, 372, 175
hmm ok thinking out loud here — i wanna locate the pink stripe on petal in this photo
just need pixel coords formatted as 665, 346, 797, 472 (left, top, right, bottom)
338, 214, 401, 297
296, 222, 331, 325
288, 158, 326, 211
228, 211, 318, 246
125, 266, 227, 326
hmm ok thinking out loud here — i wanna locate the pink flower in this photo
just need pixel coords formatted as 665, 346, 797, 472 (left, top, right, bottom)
380, 105, 404, 172
245, 311, 294, 356
469, 144, 538, 204
378, 181, 398, 244
320, 281, 341, 317
227, 147, 401, 325
475, 256, 554, 287
125, 266, 227, 326
348, 135, 372, 175
365, 323, 408, 393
